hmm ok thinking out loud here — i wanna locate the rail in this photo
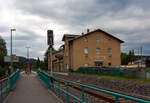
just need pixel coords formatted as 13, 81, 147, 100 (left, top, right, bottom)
0, 69, 20, 103
37, 69, 150, 103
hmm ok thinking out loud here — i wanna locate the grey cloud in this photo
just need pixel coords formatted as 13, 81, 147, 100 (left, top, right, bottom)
0, 25, 7, 33
1, 0, 150, 58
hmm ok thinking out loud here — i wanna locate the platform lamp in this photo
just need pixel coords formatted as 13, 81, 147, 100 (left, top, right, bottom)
10, 28, 16, 73
47, 30, 54, 76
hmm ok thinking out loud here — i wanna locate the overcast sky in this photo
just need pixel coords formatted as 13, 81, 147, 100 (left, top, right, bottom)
0, 0, 150, 60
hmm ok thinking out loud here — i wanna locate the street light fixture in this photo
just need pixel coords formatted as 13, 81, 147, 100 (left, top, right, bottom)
10, 28, 16, 73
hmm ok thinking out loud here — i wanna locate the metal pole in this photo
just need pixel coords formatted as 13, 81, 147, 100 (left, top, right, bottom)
10, 29, 16, 73
26, 46, 30, 73
10, 30, 13, 73
50, 46, 53, 76
141, 46, 143, 68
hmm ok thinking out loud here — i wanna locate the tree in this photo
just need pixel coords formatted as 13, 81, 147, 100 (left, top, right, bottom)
121, 51, 137, 65
37, 57, 40, 68
121, 52, 129, 65
44, 49, 48, 70
145, 57, 150, 67
0, 36, 7, 67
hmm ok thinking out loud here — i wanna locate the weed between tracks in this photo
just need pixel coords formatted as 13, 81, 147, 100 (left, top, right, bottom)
74, 72, 150, 83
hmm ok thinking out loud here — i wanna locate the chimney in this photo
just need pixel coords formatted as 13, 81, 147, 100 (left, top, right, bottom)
81, 32, 84, 35
87, 28, 90, 33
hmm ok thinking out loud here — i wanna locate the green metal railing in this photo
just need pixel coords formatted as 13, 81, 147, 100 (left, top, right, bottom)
9, 69, 20, 91
37, 69, 150, 103
0, 69, 20, 103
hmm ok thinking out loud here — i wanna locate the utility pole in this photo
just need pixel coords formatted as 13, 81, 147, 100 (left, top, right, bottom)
140, 46, 143, 68
10, 29, 16, 73
26, 46, 30, 74
137, 48, 140, 68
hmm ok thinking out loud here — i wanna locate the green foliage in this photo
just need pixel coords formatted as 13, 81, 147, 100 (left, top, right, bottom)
76, 67, 142, 79
44, 49, 48, 70
145, 58, 150, 67
0, 36, 7, 67
37, 57, 40, 68
121, 50, 137, 65
0, 66, 6, 77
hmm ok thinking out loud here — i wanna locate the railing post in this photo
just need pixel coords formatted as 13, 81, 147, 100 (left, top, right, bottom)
52, 77, 55, 93
82, 86, 85, 103
1, 81, 3, 103
57, 79, 60, 98
66, 81, 69, 103
6, 78, 8, 96
115, 96, 119, 103
47, 76, 50, 89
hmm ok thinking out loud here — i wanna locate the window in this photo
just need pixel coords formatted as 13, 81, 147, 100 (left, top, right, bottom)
84, 63, 88, 67
84, 47, 88, 54
66, 64, 69, 69
66, 51, 69, 56
96, 37, 100, 42
108, 48, 112, 54
108, 39, 111, 44
84, 37, 88, 42
96, 48, 100, 54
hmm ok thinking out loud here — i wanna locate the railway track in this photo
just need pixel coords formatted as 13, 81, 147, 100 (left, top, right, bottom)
53, 78, 150, 103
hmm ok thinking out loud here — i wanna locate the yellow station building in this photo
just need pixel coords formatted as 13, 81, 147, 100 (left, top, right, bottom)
48, 29, 124, 71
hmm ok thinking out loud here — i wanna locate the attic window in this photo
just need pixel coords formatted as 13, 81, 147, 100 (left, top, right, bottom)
96, 37, 100, 42
108, 39, 111, 44
84, 37, 88, 42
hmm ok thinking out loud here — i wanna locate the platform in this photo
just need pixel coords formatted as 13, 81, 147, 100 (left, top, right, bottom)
5, 72, 61, 103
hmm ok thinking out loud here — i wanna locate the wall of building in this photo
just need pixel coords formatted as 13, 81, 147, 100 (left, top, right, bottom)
72, 31, 121, 70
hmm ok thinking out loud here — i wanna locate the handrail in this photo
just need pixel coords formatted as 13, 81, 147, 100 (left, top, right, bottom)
0, 69, 20, 103
9, 69, 20, 91
37, 69, 150, 103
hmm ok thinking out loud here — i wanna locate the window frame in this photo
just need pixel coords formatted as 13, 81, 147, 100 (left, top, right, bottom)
108, 39, 111, 44
84, 63, 89, 67
96, 48, 100, 54
84, 37, 88, 42
108, 48, 112, 54
96, 37, 100, 42
84, 47, 88, 54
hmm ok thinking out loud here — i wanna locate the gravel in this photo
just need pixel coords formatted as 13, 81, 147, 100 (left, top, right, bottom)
54, 73, 150, 97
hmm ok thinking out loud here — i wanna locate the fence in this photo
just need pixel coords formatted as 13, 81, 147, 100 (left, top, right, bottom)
37, 69, 150, 103
0, 69, 20, 103
76, 67, 147, 79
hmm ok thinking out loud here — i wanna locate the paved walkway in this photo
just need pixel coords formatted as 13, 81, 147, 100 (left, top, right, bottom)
6, 72, 60, 103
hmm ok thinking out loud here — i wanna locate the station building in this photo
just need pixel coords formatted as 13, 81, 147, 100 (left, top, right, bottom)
48, 29, 124, 71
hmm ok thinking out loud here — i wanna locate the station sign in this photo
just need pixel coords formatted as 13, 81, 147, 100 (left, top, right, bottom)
4, 55, 19, 62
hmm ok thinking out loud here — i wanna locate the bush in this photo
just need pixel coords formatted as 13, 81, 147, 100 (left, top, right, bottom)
75, 67, 142, 79
0, 66, 6, 77
68, 68, 74, 72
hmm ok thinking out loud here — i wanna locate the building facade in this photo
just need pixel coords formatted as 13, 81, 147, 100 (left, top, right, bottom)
48, 29, 124, 71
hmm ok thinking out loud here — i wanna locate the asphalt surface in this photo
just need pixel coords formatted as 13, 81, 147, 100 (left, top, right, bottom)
6, 72, 60, 103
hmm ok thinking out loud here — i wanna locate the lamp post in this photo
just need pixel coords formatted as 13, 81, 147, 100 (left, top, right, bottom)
10, 29, 16, 73
26, 46, 30, 74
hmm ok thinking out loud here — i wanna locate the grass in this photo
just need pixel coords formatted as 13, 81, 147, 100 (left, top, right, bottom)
73, 72, 150, 83
99, 75, 150, 83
